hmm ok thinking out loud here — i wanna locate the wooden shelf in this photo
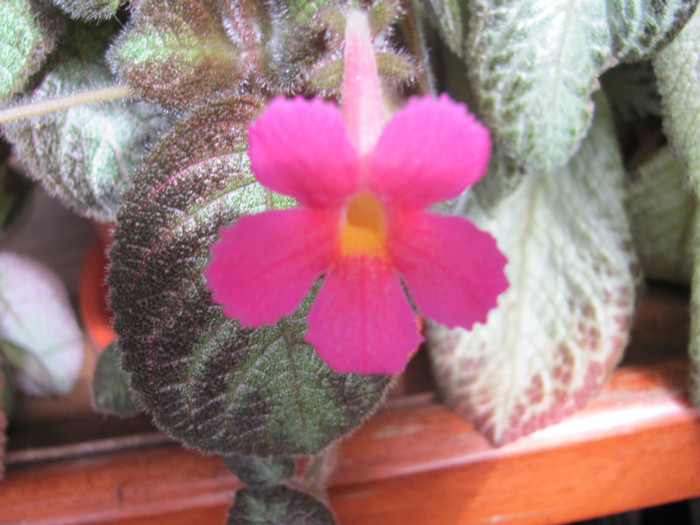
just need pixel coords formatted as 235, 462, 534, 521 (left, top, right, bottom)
1, 359, 699, 525
1, 189, 699, 524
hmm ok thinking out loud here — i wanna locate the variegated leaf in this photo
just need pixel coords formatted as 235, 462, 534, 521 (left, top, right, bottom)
4, 23, 168, 222
465, 0, 611, 174
109, 96, 390, 456
628, 145, 695, 284
0, 0, 64, 102
654, 8, 700, 406
608, 0, 698, 61
0, 252, 83, 396
107, 0, 257, 109
427, 94, 639, 445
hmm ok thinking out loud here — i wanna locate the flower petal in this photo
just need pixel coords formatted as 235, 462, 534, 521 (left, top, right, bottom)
368, 95, 491, 209
306, 257, 422, 374
389, 211, 508, 329
205, 208, 337, 326
248, 97, 360, 208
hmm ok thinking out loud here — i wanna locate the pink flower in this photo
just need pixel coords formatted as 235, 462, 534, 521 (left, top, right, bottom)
204, 10, 508, 375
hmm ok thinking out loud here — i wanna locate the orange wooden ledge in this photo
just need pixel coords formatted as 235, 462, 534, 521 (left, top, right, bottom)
1, 359, 699, 525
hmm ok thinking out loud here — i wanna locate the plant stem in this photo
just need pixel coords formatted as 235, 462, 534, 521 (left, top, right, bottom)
0, 85, 131, 124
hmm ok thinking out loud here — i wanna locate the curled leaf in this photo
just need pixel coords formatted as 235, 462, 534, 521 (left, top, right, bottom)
109, 96, 390, 456
0, 252, 83, 396
428, 95, 639, 445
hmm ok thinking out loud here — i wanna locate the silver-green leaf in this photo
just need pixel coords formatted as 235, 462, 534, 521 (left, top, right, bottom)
654, 6, 700, 192
4, 24, 168, 222
0, 0, 64, 101
628, 145, 695, 284
654, 8, 700, 408
465, 0, 611, 174
608, 0, 699, 62
0, 252, 83, 396
427, 95, 639, 445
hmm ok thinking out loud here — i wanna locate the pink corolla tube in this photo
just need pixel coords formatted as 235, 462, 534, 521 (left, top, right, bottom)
204, 10, 508, 375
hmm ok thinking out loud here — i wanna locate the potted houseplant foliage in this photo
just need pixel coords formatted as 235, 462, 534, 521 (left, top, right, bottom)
2, 0, 700, 521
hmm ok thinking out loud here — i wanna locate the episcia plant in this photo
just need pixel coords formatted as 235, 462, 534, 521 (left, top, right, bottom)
2, 0, 700, 521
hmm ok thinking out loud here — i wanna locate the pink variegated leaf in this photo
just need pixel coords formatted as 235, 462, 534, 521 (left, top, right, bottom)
427, 94, 640, 445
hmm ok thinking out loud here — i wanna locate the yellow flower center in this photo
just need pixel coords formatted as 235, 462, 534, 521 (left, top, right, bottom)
339, 191, 387, 259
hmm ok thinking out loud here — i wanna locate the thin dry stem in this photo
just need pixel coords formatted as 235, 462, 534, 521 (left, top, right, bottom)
0, 84, 131, 124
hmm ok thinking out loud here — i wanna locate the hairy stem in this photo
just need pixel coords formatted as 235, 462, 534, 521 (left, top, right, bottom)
0, 85, 131, 124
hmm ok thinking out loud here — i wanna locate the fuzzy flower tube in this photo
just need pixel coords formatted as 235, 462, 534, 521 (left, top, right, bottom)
205, 10, 508, 374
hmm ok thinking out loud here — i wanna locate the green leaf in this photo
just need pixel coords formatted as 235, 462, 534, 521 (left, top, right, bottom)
3, 23, 168, 222
628, 145, 695, 284
109, 96, 390, 456
92, 340, 142, 417
427, 94, 639, 445
420, 0, 468, 58
224, 455, 295, 489
654, 7, 700, 193
608, 0, 699, 62
465, 0, 613, 173
600, 61, 662, 121
0, 0, 64, 101
107, 0, 250, 110
50, 0, 120, 21
0, 252, 84, 396
227, 486, 335, 525
654, 8, 700, 407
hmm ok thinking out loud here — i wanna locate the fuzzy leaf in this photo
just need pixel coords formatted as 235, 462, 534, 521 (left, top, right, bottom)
421, 0, 468, 58
285, 0, 330, 25
628, 145, 695, 284
3, 24, 168, 222
608, 0, 699, 62
92, 340, 142, 417
465, 0, 611, 173
227, 486, 335, 525
109, 96, 390, 456
108, 0, 250, 110
0, 252, 83, 396
51, 0, 120, 20
0, 0, 64, 102
654, 9, 700, 407
654, 8, 700, 193
225, 454, 295, 489
427, 95, 639, 445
